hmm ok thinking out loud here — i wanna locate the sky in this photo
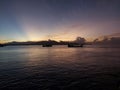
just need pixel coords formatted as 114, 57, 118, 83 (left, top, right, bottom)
0, 0, 120, 43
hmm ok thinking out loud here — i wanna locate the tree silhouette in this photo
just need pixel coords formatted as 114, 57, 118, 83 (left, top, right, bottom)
75, 37, 86, 44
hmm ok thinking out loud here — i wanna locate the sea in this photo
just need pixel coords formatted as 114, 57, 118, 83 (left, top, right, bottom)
0, 45, 120, 90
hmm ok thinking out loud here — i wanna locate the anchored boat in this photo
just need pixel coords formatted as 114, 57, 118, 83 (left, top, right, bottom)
42, 44, 52, 47
0, 44, 4, 47
68, 43, 83, 47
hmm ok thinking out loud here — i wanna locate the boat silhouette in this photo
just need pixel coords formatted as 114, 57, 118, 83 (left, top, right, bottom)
42, 44, 52, 47
68, 43, 83, 47
0, 44, 4, 47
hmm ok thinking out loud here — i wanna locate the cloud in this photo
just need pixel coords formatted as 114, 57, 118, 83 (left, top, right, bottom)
108, 32, 120, 37
98, 32, 120, 40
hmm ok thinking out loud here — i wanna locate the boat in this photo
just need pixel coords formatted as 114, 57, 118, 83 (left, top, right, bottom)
68, 43, 83, 47
42, 44, 52, 47
0, 44, 4, 47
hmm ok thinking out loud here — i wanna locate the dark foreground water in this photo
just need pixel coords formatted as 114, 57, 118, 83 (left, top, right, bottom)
0, 45, 120, 90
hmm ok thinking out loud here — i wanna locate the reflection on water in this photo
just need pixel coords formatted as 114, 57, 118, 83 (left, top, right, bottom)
0, 45, 120, 90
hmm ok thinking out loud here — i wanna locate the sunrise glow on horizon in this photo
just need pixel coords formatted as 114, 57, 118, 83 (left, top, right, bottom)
0, 0, 120, 43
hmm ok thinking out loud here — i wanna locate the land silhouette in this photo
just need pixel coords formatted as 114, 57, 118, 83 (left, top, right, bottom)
93, 37, 120, 45
0, 37, 86, 46
0, 36, 120, 46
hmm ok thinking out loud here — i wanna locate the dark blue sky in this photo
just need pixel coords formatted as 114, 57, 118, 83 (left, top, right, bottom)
0, 0, 120, 42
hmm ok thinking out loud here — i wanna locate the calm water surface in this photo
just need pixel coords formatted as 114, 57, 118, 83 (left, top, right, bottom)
0, 45, 120, 90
